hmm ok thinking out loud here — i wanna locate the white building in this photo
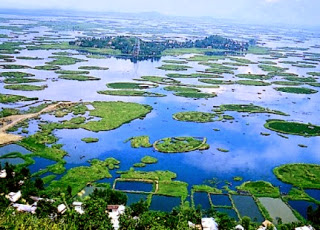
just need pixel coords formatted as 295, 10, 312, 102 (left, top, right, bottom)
57, 204, 67, 214
72, 201, 84, 214
6, 191, 21, 202
235, 224, 245, 230
295, 226, 315, 230
0, 170, 7, 178
12, 203, 37, 214
107, 205, 126, 230
201, 218, 218, 230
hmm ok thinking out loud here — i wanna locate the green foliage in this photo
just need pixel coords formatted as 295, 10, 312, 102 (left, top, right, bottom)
275, 87, 318, 94
125, 136, 152, 148
154, 137, 209, 153
46, 56, 86, 65
107, 82, 158, 89
141, 156, 158, 164
98, 89, 166, 97
215, 104, 288, 116
173, 111, 218, 123
0, 93, 38, 104
274, 164, 320, 189
78, 66, 109, 70
55, 70, 90, 75
265, 119, 320, 137
58, 74, 100, 81
236, 181, 280, 197
236, 80, 271, 86
81, 137, 99, 143
4, 84, 47, 91
157, 64, 192, 71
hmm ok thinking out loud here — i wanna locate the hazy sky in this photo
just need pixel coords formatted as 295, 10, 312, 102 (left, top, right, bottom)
1, 0, 319, 26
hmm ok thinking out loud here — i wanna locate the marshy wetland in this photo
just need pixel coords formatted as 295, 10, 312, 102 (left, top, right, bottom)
0, 11, 320, 225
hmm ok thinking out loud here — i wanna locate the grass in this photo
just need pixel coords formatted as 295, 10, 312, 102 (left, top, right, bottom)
34, 65, 61, 71
192, 185, 222, 194
78, 66, 109, 70
162, 60, 188, 64
133, 163, 146, 168
98, 90, 166, 97
16, 56, 43, 60
166, 73, 222, 78
173, 111, 218, 123
162, 48, 226, 56
214, 104, 288, 116
141, 156, 158, 164
81, 137, 99, 143
236, 181, 280, 198
274, 87, 318, 94
307, 72, 320, 76
0, 108, 20, 118
140, 76, 180, 84
3, 77, 44, 84
236, 73, 272, 80
0, 93, 38, 104
264, 119, 320, 137
284, 76, 316, 83
157, 181, 188, 199
82, 101, 152, 132
125, 136, 152, 148
47, 158, 119, 196
4, 84, 47, 91
46, 56, 86, 65
199, 79, 233, 85
55, 70, 90, 75
247, 46, 271, 55
107, 82, 158, 89
258, 65, 288, 73
273, 164, 320, 189
229, 57, 258, 64
164, 86, 200, 93
120, 169, 177, 181
217, 148, 229, 153
0, 71, 35, 78
154, 137, 209, 153
58, 74, 100, 81
0, 64, 31, 69
233, 177, 243, 182
272, 81, 302, 86
236, 80, 271, 86
157, 64, 192, 71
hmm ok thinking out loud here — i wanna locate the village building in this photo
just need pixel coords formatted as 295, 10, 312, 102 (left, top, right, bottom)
107, 205, 126, 230
12, 203, 37, 214
201, 218, 219, 230
6, 191, 21, 203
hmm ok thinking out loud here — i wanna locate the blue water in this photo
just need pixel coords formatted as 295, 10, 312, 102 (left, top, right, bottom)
126, 192, 149, 206
28, 157, 55, 174
210, 194, 232, 207
288, 200, 318, 219
115, 181, 153, 193
305, 189, 320, 201
193, 192, 211, 210
215, 207, 239, 221
231, 195, 264, 223
149, 195, 181, 212
0, 144, 30, 156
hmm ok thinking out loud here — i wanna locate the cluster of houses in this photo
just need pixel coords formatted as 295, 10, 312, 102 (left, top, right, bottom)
0, 169, 316, 230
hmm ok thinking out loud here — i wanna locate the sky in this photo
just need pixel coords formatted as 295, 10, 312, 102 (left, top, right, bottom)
0, 0, 319, 27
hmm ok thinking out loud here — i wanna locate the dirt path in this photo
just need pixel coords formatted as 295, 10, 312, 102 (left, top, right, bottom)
0, 102, 73, 146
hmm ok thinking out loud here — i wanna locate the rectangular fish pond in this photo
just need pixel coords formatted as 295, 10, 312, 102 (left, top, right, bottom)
149, 195, 181, 212
126, 192, 149, 206
210, 194, 232, 207
193, 192, 211, 210
231, 195, 264, 223
115, 181, 153, 193
258, 197, 297, 224
215, 207, 239, 221
288, 200, 318, 219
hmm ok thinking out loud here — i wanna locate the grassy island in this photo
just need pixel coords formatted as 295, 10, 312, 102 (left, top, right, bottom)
81, 137, 99, 143
236, 181, 280, 198
4, 84, 47, 91
274, 87, 318, 94
264, 119, 320, 137
98, 90, 166, 97
273, 164, 320, 189
214, 104, 288, 116
58, 74, 100, 81
125, 136, 152, 148
173, 111, 217, 123
154, 137, 209, 153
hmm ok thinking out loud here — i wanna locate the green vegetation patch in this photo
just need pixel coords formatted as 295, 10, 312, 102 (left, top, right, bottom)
192, 185, 222, 194
4, 84, 47, 91
81, 137, 99, 143
34, 65, 61, 71
173, 111, 218, 123
141, 156, 158, 164
0, 71, 35, 78
0, 93, 38, 104
154, 137, 209, 153
162, 60, 188, 64
166, 73, 222, 79
107, 82, 158, 89
236, 73, 271, 80
258, 64, 288, 73
3, 77, 44, 84
157, 181, 188, 198
157, 64, 192, 71
272, 81, 302, 86
264, 119, 320, 137
125, 136, 152, 148
274, 164, 320, 189
46, 56, 86, 65
214, 104, 288, 116
47, 158, 119, 196
236, 80, 271, 86
0, 64, 31, 69
82, 101, 152, 132
55, 70, 90, 75
98, 90, 165, 97
16, 56, 43, 60
307, 72, 320, 77
199, 79, 233, 85
58, 74, 100, 81
78, 66, 109, 70
237, 181, 280, 198
140, 76, 180, 84
274, 87, 318, 94
284, 76, 316, 83
247, 46, 271, 55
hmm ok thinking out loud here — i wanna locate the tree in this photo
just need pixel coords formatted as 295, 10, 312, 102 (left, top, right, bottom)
216, 212, 236, 230
35, 178, 44, 190
242, 216, 251, 230
67, 185, 72, 197
36, 200, 56, 218
130, 199, 148, 217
